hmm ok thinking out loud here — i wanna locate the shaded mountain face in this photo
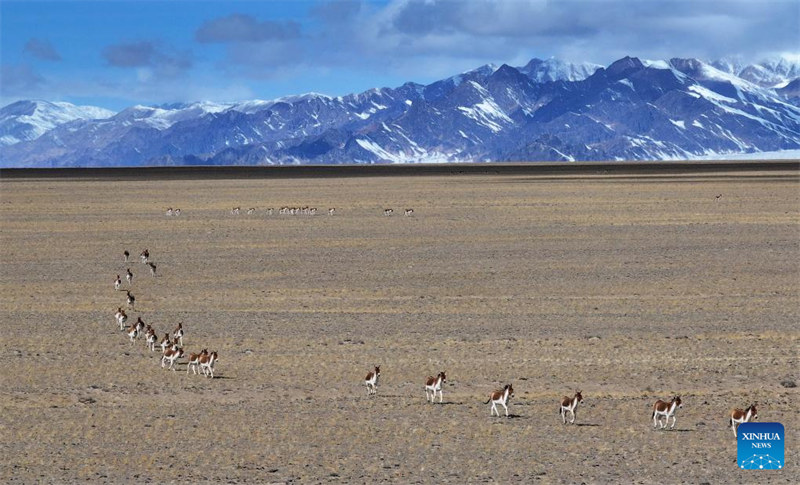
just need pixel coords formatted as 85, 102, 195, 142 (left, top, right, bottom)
2, 55, 799, 167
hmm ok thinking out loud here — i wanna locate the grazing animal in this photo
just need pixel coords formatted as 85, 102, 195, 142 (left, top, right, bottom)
715, 194, 722, 202
166, 208, 173, 216
173, 323, 184, 346
159, 334, 171, 353
231, 207, 240, 215
123, 250, 130, 263
404, 208, 414, 216
560, 390, 584, 424
652, 396, 683, 429
174, 208, 181, 216
115, 307, 128, 330
125, 268, 133, 286
246, 208, 256, 215
140, 249, 149, 264
486, 384, 514, 417
730, 403, 758, 437
186, 349, 208, 375
126, 291, 135, 310
364, 366, 381, 395
383, 208, 393, 216
114, 275, 122, 291
161, 348, 184, 371
147, 262, 157, 277
425, 372, 447, 403
199, 351, 218, 378
328, 208, 335, 216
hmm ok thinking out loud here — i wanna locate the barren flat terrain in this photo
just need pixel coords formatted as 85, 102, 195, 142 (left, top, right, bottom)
1, 167, 798, 483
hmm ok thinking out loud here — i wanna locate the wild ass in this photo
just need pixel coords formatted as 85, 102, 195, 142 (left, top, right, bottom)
560, 390, 584, 424
425, 372, 447, 403
652, 396, 683, 429
486, 384, 514, 417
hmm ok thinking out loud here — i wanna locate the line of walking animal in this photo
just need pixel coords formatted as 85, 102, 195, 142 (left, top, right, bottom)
115, 248, 217, 377
363, 367, 758, 433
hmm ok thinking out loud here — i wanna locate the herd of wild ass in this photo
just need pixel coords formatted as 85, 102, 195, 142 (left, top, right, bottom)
114, 248, 218, 378
111, 205, 759, 438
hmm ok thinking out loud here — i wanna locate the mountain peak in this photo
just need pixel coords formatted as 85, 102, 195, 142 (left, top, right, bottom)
605, 56, 645, 79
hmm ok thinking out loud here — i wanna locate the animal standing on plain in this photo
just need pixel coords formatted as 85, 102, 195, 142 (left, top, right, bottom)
114, 275, 122, 291
199, 351, 218, 378
123, 250, 130, 263
328, 208, 335, 216
730, 403, 758, 437
125, 268, 133, 286
147, 262, 157, 277
715, 194, 722, 202
140, 249, 149, 264
383, 208, 393, 216
404, 208, 414, 216
486, 384, 514, 417
145, 327, 157, 351
174, 208, 181, 216
166, 208, 173, 216
425, 371, 447, 403
231, 207, 240, 215
115, 307, 128, 331
159, 334, 171, 353
364, 366, 381, 395
126, 291, 135, 310
173, 323, 184, 346
186, 349, 208, 375
161, 347, 184, 371
560, 390, 584, 424
652, 396, 683, 429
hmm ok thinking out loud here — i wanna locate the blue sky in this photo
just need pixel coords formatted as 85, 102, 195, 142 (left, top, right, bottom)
2, 0, 798, 111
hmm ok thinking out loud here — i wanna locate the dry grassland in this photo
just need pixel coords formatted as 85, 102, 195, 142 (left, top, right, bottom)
1, 168, 798, 483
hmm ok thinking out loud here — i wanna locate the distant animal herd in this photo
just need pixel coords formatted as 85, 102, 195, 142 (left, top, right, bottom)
114, 248, 218, 378
113, 197, 756, 440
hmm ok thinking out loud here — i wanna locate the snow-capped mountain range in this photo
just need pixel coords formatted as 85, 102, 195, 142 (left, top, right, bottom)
1, 55, 799, 167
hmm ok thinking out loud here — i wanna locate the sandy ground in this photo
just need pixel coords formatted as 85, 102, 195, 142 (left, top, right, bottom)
1, 168, 798, 483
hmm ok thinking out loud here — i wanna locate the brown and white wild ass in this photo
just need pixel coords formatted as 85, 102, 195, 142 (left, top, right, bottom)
161, 347, 184, 371
114, 275, 122, 291
364, 366, 380, 395
173, 323, 184, 346
126, 291, 135, 310
126, 324, 139, 344
199, 351, 218, 378
115, 307, 128, 330
123, 250, 130, 263
140, 249, 149, 264
652, 396, 683, 429
404, 208, 414, 216
159, 334, 171, 353
425, 371, 447, 403
730, 403, 758, 437
383, 208, 393, 216
126, 268, 133, 286
147, 262, 157, 277
486, 384, 514, 417
186, 349, 208, 375
145, 327, 157, 351
560, 390, 584, 424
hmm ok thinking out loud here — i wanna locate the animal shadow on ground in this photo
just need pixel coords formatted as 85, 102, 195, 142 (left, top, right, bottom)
575, 423, 600, 427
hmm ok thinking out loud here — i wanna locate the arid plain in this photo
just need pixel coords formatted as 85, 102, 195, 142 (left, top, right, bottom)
1, 166, 798, 483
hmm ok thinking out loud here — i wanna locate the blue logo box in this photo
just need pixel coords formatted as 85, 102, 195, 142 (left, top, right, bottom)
738, 422, 785, 470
